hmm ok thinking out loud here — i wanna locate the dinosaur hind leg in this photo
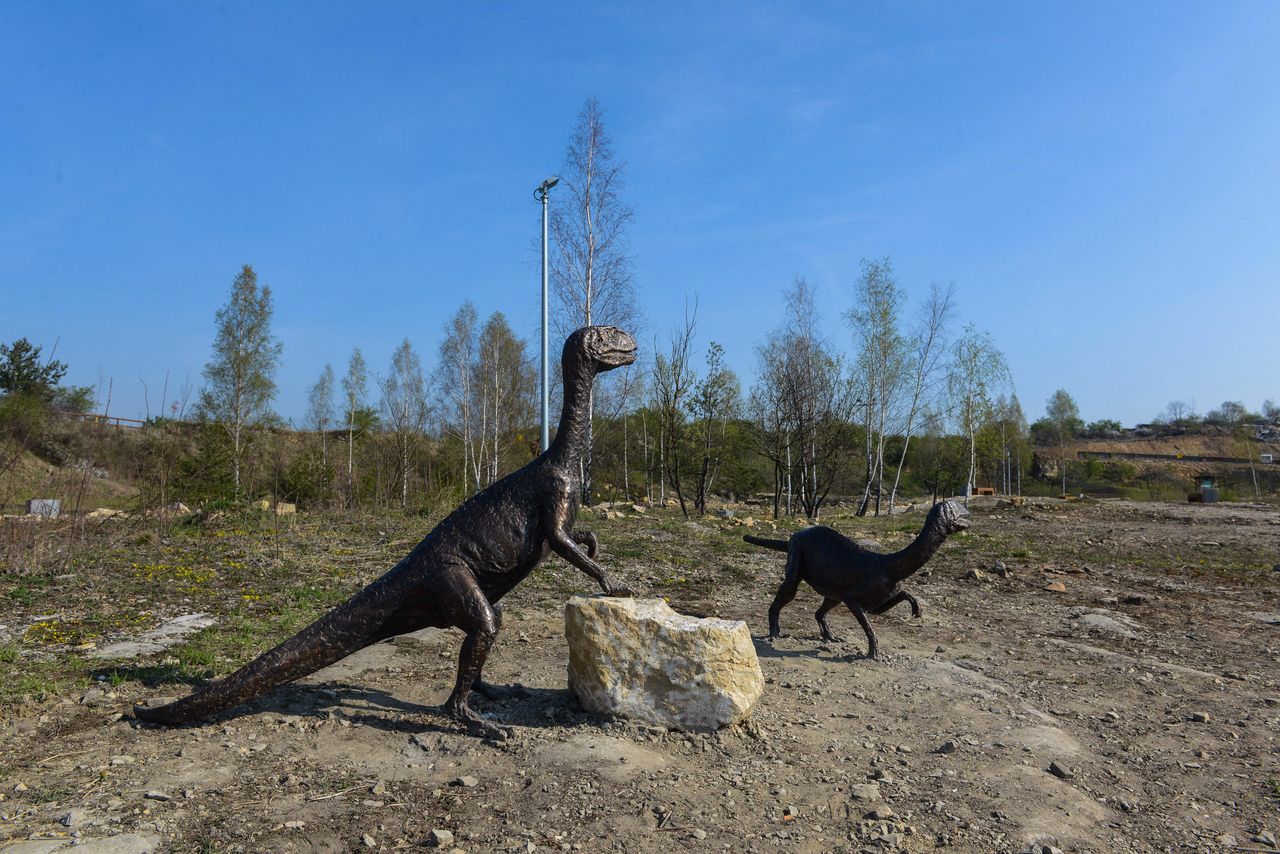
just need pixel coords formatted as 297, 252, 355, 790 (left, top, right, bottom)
814, 597, 840, 642
440, 570, 512, 740
470, 604, 528, 701
843, 598, 879, 660
767, 551, 803, 638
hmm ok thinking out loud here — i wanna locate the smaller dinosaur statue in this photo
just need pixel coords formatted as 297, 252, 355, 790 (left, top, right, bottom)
744, 500, 970, 658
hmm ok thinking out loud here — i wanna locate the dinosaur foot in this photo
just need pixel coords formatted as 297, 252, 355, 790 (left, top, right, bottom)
446, 699, 514, 741
471, 680, 531, 701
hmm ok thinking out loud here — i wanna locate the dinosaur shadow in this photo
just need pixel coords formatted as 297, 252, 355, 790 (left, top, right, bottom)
135, 679, 584, 736
751, 636, 874, 662
89, 663, 211, 689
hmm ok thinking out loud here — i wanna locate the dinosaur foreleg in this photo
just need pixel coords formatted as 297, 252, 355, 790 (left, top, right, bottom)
441, 575, 512, 741
814, 597, 841, 642
767, 551, 803, 638
843, 598, 879, 660
873, 590, 921, 618
571, 529, 599, 559
545, 500, 632, 595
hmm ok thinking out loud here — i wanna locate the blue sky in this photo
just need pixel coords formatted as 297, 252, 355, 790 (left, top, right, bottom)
3, 1, 1278, 426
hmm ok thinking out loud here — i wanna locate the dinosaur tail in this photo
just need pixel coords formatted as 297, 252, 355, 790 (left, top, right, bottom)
134, 590, 389, 725
743, 535, 790, 552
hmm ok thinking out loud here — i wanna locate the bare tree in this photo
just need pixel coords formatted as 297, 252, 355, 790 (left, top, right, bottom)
751, 278, 858, 520
475, 312, 536, 485
1045, 389, 1081, 495
196, 264, 282, 501
691, 342, 741, 514
341, 348, 368, 505
948, 324, 1009, 505
435, 302, 481, 493
550, 97, 638, 505
306, 364, 335, 468
886, 283, 955, 510
846, 258, 907, 516
748, 336, 794, 519
381, 339, 428, 510
650, 304, 697, 517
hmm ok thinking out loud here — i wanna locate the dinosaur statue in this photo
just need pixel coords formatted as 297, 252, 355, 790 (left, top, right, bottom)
743, 500, 970, 658
135, 326, 637, 740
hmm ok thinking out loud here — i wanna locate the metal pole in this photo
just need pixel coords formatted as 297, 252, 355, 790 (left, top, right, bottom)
540, 188, 550, 452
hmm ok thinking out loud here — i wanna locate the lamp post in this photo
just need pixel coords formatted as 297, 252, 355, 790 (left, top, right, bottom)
535, 175, 559, 452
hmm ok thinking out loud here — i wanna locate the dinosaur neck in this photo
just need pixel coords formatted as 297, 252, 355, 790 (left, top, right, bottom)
547, 354, 596, 467
885, 507, 950, 583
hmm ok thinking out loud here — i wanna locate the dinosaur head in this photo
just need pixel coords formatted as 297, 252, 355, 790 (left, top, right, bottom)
934, 499, 971, 535
564, 326, 638, 375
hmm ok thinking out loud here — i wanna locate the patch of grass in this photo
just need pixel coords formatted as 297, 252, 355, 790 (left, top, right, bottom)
29, 784, 76, 804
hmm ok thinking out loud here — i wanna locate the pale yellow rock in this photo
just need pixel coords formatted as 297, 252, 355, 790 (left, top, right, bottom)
566, 596, 764, 731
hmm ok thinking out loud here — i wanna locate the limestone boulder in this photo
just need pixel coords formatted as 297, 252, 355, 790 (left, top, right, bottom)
566, 596, 764, 731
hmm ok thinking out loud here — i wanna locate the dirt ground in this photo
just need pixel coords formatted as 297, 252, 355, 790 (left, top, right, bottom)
1, 497, 1279, 853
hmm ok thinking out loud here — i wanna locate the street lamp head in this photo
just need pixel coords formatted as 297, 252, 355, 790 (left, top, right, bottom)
535, 175, 560, 200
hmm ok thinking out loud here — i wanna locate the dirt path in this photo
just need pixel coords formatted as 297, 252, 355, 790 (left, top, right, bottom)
2, 499, 1278, 853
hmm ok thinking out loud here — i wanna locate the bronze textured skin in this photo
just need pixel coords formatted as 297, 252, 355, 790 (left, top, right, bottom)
744, 500, 970, 658
134, 326, 637, 740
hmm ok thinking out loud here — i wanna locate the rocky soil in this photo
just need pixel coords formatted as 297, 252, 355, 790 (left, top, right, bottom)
2, 498, 1279, 853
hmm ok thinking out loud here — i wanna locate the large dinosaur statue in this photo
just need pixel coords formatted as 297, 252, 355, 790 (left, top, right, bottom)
744, 500, 969, 658
135, 326, 637, 740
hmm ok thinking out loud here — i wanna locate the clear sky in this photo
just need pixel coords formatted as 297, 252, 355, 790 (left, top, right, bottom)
3, 1, 1278, 426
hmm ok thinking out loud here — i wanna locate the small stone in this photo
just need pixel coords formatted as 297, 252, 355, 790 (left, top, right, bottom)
284, 820, 305, 830
1045, 581, 1067, 593
962, 568, 983, 581
371, 781, 387, 795
428, 828, 455, 848
362, 833, 377, 848
60, 809, 87, 827
452, 775, 479, 788
1048, 761, 1074, 779
935, 740, 958, 754
993, 560, 1009, 577
13, 783, 28, 792
1188, 711, 1210, 723
849, 783, 882, 802
109, 755, 136, 765
692, 828, 707, 840
143, 790, 171, 801
1252, 830, 1276, 848
895, 744, 912, 754
866, 805, 895, 820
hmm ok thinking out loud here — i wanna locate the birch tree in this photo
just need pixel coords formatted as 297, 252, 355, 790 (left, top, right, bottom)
846, 258, 906, 517
948, 324, 1009, 505
750, 278, 858, 520
886, 283, 955, 510
306, 364, 335, 468
650, 305, 697, 518
341, 348, 368, 504
435, 302, 481, 493
381, 339, 428, 510
197, 264, 282, 500
1045, 389, 1082, 496
475, 312, 536, 485
692, 342, 741, 514
550, 97, 638, 505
